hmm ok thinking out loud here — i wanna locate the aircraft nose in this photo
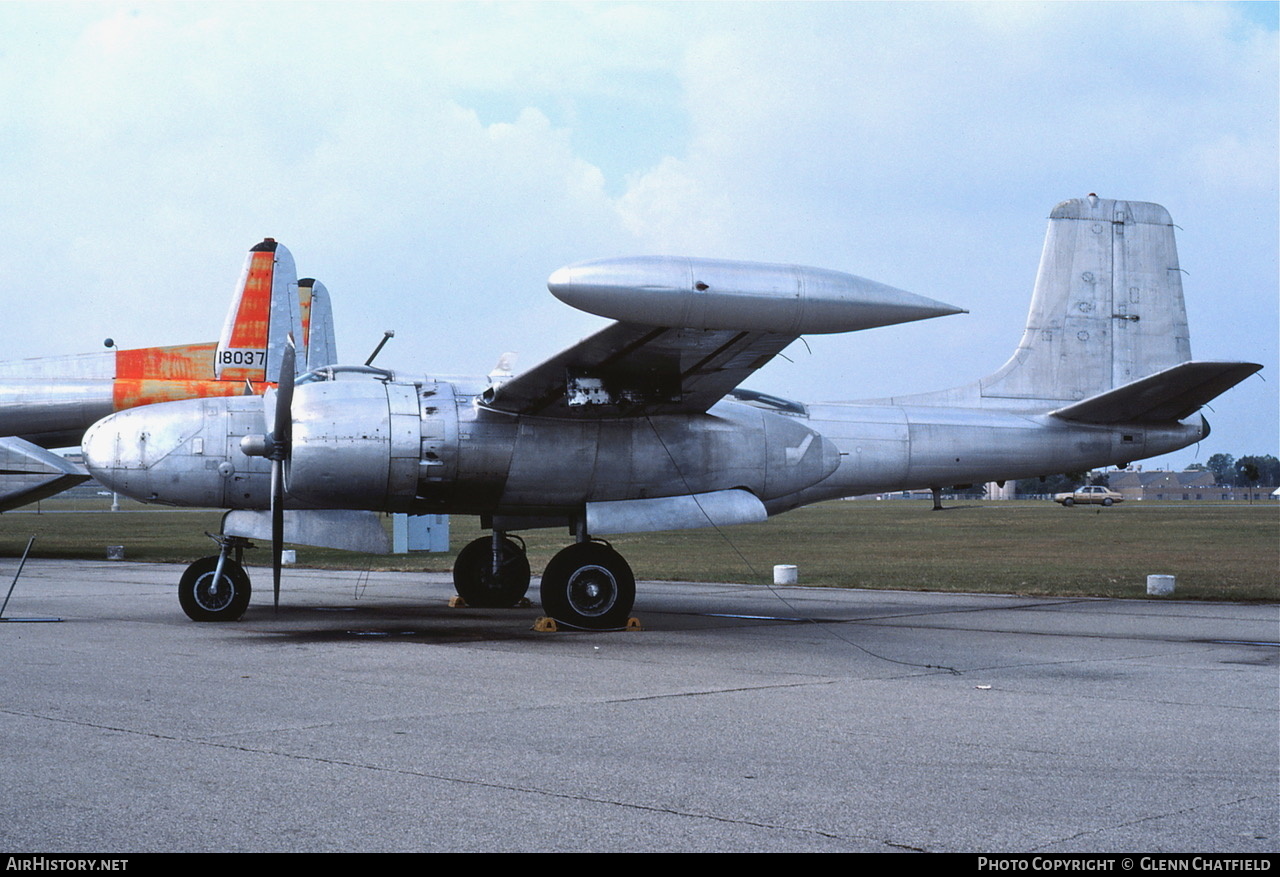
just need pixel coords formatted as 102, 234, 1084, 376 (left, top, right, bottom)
81, 399, 209, 502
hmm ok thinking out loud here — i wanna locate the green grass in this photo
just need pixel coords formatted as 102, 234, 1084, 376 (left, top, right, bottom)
4, 497, 1276, 602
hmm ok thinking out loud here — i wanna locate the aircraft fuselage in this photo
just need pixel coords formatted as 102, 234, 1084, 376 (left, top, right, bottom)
81, 371, 1205, 525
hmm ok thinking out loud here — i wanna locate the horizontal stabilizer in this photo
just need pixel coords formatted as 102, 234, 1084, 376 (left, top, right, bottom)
1050, 361, 1262, 424
0, 437, 90, 512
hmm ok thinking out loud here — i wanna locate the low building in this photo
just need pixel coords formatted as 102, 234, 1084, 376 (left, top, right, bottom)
1107, 470, 1276, 501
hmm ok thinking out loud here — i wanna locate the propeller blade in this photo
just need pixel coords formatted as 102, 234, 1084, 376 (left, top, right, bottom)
271, 460, 283, 610
274, 335, 295, 450
269, 334, 295, 612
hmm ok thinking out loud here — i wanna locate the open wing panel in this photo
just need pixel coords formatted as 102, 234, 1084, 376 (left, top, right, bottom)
484, 322, 796, 418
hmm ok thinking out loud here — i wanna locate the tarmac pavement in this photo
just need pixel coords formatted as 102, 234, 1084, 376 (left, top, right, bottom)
0, 559, 1276, 852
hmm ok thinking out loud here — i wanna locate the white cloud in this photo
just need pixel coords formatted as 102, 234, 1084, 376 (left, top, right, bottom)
0, 1, 1273, 464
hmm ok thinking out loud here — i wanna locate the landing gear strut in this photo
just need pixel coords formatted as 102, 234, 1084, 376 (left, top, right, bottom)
179, 534, 253, 622
539, 540, 635, 630
452, 532, 531, 608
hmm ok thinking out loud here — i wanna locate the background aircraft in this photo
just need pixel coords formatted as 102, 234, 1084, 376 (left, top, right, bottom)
0, 239, 335, 511
82, 197, 1261, 628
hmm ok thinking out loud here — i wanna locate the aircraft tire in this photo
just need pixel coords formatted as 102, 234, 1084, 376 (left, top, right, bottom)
539, 542, 635, 630
178, 556, 252, 622
453, 536, 531, 607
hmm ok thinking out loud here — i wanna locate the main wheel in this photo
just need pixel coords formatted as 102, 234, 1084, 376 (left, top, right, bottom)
179, 556, 252, 622
453, 536, 531, 608
540, 542, 635, 630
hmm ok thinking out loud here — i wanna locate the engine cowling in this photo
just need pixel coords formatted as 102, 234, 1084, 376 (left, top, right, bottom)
285, 380, 446, 512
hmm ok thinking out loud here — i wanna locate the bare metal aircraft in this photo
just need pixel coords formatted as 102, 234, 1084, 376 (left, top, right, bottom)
0, 240, 335, 511
81, 197, 1261, 628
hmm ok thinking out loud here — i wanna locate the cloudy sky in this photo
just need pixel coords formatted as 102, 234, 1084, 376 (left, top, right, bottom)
1, 1, 1275, 469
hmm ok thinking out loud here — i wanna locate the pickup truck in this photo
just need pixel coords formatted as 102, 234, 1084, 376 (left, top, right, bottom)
1054, 485, 1124, 507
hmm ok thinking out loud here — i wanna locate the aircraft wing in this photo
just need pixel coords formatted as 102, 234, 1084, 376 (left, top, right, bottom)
0, 436, 89, 513
484, 256, 964, 419
483, 322, 799, 418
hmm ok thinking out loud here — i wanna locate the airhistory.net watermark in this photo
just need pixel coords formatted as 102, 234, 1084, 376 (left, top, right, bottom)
6, 860, 127, 871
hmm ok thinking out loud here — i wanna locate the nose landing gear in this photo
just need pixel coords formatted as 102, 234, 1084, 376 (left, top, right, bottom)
178, 534, 253, 622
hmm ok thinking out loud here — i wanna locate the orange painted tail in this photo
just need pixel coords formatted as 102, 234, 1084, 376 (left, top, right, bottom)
216, 239, 303, 383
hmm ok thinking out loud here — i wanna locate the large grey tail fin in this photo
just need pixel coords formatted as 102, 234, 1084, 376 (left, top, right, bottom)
980, 196, 1191, 406
889, 196, 1260, 419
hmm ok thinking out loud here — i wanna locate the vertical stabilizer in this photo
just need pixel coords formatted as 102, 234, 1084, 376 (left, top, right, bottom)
298, 279, 338, 370
216, 239, 304, 382
978, 196, 1191, 405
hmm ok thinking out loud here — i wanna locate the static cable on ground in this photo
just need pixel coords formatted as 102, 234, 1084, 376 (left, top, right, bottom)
645, 416, 959, 674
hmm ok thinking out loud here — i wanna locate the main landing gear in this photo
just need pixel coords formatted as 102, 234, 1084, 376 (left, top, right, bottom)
539, 541, 635, 630
178, 534, 253, 622
452, 532, 532, 608
451, 529, 636, 630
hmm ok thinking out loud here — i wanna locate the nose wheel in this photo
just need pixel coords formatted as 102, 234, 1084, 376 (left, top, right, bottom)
178, 555, 252, 622
539, 541, 635, 630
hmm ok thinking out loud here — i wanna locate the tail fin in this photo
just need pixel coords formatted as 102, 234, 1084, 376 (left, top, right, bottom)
980, 196, 1191, 405
298, 278, 338, 370
215, 239, 303, 383
112, 239, 313, 410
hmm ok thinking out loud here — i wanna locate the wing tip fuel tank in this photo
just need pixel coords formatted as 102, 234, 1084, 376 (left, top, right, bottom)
548, 256, 965, 335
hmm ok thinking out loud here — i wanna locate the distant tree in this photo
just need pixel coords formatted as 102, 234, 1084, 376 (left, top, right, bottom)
1206, 453, 1236, 486
1016, 472, 1086, 495
1015, 477, 1044, 495
1235, 455, 1278, 487
1185, 463, 1206, 472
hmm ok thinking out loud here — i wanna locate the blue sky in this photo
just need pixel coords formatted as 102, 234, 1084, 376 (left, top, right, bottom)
0, 1, 1275, 469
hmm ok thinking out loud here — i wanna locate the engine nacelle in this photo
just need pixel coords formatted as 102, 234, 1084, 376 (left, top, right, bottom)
286, 379, 439, 511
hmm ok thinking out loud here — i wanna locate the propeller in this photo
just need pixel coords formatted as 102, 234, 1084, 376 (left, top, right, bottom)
241, 335, 296, 610
269, 337, 295, 609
